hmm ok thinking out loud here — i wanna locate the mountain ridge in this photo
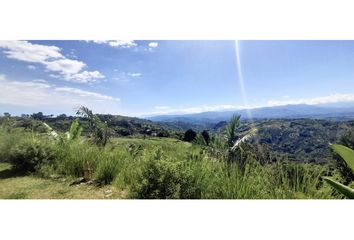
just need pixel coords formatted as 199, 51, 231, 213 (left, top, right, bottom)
147, 103, 354, 123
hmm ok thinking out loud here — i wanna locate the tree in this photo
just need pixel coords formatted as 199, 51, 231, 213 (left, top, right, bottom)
3, 112, 11, 118
183, 129, 197, 142
31, 112, 44, 120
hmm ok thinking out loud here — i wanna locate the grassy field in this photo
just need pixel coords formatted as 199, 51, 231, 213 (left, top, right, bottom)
0, 126, 341, 199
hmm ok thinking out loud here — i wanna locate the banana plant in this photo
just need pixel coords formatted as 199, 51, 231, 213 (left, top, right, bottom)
43, 118, 83, 143
323, 144, 354, 199
230, 127, 258, 152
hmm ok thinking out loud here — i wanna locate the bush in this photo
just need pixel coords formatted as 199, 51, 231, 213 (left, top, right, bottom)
0, 127, 25, 162
201, 130, 210, 145
132, 149, 201, 199
8, 139, 55, 172
183, 129, 197, 142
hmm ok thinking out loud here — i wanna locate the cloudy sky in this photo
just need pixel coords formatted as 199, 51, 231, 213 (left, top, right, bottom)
1, 40, 354, 117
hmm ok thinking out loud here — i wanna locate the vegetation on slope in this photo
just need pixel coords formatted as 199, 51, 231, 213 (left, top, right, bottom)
1, 109, 347, 199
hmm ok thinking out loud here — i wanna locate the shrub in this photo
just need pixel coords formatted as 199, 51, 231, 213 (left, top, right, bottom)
8, 139, 55, 172
132, 149, 201, 199
201, 130, 210, 145
183, 129, 197, 142
0, 127, 26, 162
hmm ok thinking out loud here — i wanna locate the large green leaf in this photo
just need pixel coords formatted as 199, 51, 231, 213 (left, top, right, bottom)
231, 127, 258, 151
43, 122, 60, 140
323, 177, 354, 199
330, 144, 354, 171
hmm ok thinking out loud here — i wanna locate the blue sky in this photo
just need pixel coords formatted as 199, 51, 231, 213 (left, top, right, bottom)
1, 40, 354, 117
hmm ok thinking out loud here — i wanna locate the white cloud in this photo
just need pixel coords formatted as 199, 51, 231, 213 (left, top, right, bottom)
0, 74, 5, 81
91, 40, 137, 48
49, 74, 61, 79
0, 41, 104, 83
0, 41, 63, 63
127, 72, 141, 77
0, 75, 120, 111
139, 104, 244, 116
148, 42, 158, 48
27, 65, 36, 70
55, 87, 120, 101
44, 58, 85, 74
32, 79, 48, 83
66, 71, 105, 83
137, 93, 354, 117
267, 93, 354, 106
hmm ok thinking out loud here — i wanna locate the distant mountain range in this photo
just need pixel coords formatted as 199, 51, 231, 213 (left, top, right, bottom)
148, 102, 354, 124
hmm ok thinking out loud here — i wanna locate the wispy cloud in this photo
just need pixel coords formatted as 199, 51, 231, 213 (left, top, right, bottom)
112, 71, 142, 83
90, 40, 159, 52
0, 74, 119, 112
55, 87, 120, 101
267, 93, 354, 106
138, 104, 244, 116
27, 65, 36, 70
0, 41, 104, 83
148, 42, 158, 48
91, 40, 137, 48
154, 106, 171, 110
127, 72, 142, 77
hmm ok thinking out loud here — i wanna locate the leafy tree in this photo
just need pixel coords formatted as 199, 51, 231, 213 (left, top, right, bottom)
56, 114, 67, 120
3, 112, 11, 118
31, 112, 44, 120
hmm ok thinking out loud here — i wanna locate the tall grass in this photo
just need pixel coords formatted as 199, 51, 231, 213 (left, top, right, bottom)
0, 126, 338, 199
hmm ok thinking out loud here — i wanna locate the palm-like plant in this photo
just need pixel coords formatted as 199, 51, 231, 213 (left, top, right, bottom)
323, 144, 354, 199
76, 106, 110, 146
225, 115, 241, 147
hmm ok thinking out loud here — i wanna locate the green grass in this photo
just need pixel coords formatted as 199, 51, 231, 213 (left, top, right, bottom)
0, 163, 126, 199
